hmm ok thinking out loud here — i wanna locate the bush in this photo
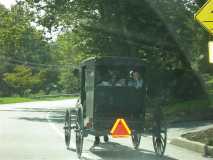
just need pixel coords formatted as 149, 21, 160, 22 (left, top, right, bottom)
173, 69, 207, 100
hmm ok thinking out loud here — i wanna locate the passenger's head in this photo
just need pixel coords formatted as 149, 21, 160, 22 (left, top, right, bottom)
133, 71, 141, 80
132, 67, 142, 80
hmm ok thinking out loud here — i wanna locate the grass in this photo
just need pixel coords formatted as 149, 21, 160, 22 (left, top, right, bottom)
163, 98, 213, 123
0, 97, 34, 104
0, 95, 77, 104
33, 95, 77, 101
178, 75, 213, 146
177, 101, 213, 147
162, 74, 213, 123
164, 99, 210, 114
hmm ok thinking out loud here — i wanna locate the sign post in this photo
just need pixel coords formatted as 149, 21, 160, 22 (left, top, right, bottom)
209, 41, 213, 63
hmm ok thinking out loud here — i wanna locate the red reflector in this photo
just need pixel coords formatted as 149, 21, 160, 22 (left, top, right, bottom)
110, 118, 131, 138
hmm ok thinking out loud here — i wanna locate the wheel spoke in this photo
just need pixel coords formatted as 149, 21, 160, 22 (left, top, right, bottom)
75, 107, 84, 158
131, 132, 141, 149
152, 126, 167, 156
64, 110, 71, 149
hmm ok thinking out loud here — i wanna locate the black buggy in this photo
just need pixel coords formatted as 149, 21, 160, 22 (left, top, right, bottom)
64, 57, 167, 158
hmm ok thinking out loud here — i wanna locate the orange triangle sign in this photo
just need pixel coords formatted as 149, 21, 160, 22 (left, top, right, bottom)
110, 118, 131, 138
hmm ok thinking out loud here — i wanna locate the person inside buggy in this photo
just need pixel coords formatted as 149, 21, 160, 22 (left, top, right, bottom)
128, 67, 144, 89
96, 66, 144, 88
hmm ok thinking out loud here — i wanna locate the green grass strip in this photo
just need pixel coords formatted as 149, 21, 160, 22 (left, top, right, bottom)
0, 96, 77, 104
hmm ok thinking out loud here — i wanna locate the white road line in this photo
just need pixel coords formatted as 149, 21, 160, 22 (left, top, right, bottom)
46, 112, 64, 138
46, 110, 77, 151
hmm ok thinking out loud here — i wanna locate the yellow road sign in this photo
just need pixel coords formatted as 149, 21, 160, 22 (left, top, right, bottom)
195, 0, 213, 34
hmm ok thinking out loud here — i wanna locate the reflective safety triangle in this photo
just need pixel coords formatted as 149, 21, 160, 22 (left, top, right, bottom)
110, 118, 131, 138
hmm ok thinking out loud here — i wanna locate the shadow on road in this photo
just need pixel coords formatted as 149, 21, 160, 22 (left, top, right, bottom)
78, 142, 178, 160
16, 111, 65, 124
18, 117, 49, 122
15, 111, 179, 160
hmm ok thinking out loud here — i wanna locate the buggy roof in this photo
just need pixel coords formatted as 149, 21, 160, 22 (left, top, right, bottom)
80, 56, 145, 67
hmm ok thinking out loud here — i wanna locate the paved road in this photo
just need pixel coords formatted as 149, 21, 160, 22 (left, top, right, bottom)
0, 99, 212, 160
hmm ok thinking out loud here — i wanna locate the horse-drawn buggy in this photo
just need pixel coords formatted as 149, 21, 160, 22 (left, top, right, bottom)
64, 56, 167, 158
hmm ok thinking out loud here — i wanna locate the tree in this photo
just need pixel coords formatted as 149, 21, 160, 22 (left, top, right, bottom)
6, 0, 208, 99
3, 65, 41, 96
52, 32, 92, 93
23, 0, 194, 68
195, 0, 207, 7
0, 3, 59, 96
23, 0, 202, 92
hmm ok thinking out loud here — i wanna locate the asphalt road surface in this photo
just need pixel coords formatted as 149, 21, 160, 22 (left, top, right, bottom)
0, 99, 212, 160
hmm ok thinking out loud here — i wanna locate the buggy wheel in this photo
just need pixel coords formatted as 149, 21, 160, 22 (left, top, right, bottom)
152, 125, 167, 156
64, 109, 71, 149
131, 132, 141, 149
104, 135, 109, 142
75, 107, 84, 158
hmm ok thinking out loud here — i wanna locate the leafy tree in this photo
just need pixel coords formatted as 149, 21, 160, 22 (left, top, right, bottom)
23, 0, 193, 67
22, 0, 210, 71
0, 3, 59, 96
3, 65, 41, 96
195, 0, 207, 7
52, 32, 92, 93
0, 0, 209, 99
22, 0, 210, 99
